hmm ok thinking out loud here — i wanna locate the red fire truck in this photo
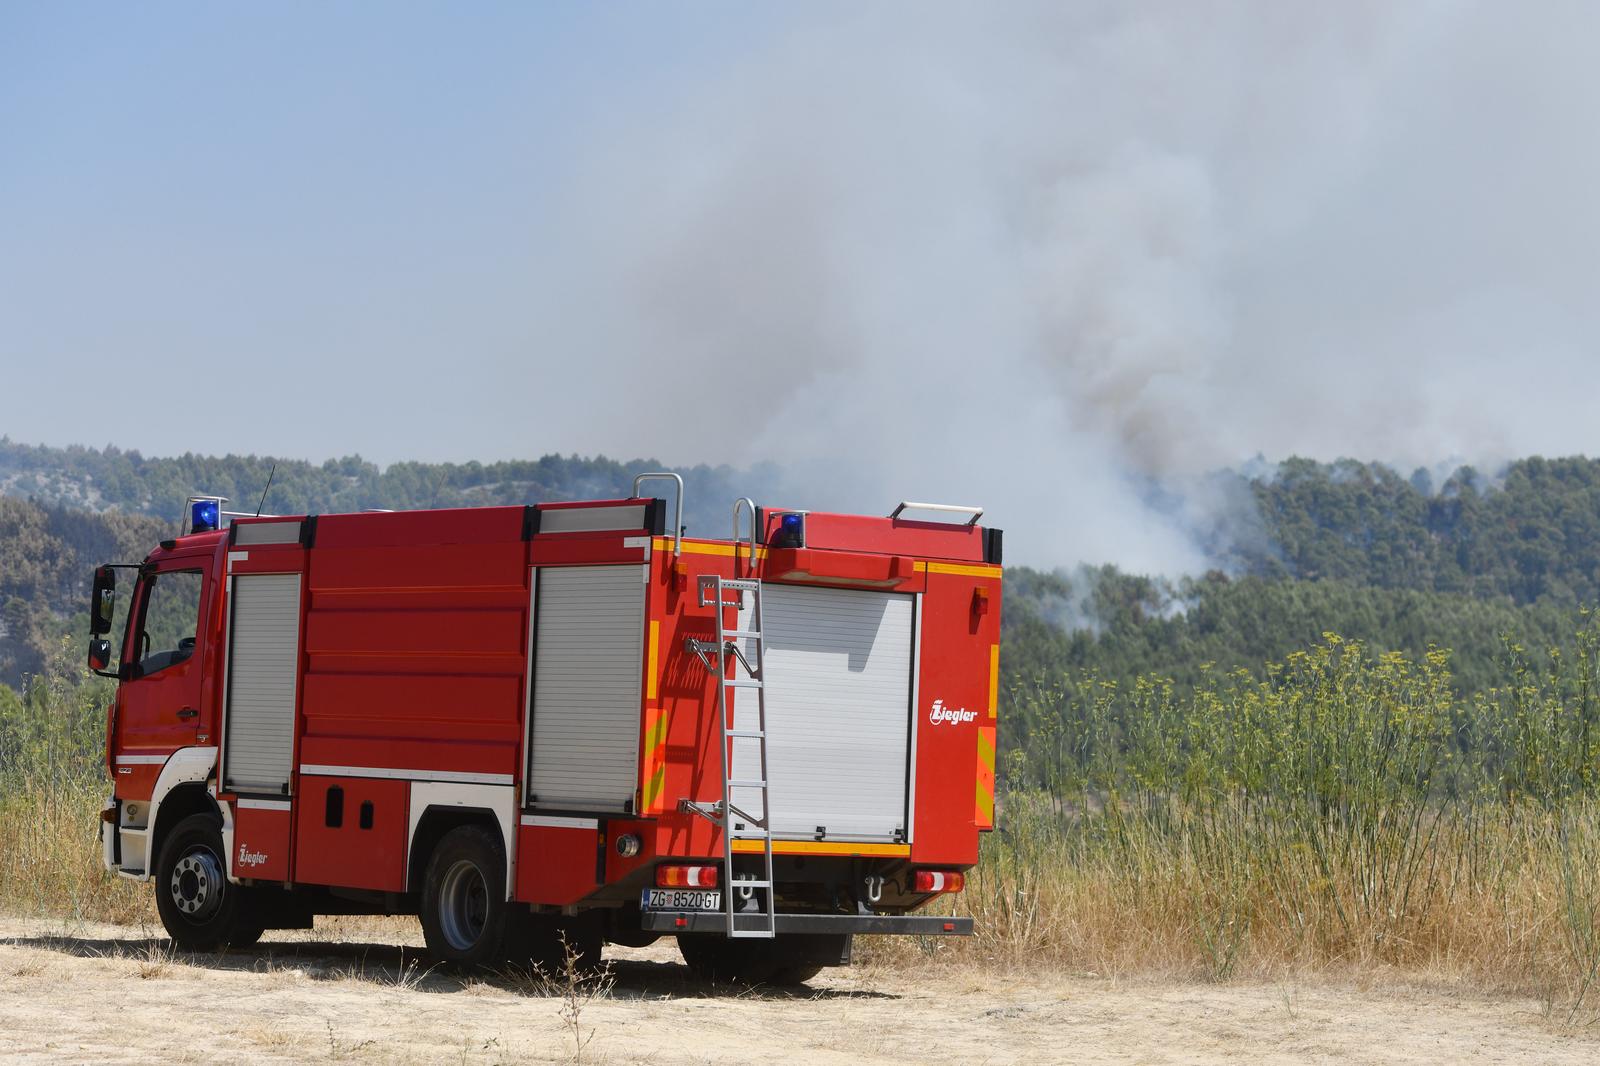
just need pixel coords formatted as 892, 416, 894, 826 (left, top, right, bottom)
86, 474, 1002, 983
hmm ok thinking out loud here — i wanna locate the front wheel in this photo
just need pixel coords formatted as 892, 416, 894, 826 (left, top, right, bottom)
419, 825, 516, 970
154, 812, 259, 951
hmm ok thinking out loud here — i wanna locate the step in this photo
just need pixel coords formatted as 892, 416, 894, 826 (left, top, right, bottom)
723, 678, 763, 689
721, 579, 761, 592
727, 879, 773, 890
726, 728, 765, 738
727, 778, 769, 789
725, 629, 762, 640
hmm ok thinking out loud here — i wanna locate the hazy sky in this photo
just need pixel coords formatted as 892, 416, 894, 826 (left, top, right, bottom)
5, 3, 1600, 568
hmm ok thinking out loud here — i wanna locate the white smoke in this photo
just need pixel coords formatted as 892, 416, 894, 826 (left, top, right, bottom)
518, 1, 1600, 569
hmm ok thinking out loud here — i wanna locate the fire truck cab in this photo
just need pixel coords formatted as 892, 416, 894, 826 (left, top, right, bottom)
88, 475, 1002, 983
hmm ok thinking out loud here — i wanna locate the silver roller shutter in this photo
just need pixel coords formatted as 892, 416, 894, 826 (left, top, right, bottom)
223, 573, 302, 794
528, 565, 646, 811
735, 584, 914, 842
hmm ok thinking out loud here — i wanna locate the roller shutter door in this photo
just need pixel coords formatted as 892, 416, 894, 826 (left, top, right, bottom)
735, 584, 914, 841
223, 573, 302, 794
528, 565, 646, 811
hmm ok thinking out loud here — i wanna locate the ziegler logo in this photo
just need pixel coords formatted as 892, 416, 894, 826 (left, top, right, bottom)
929, 699, 977, 726
238, 845, 269, 868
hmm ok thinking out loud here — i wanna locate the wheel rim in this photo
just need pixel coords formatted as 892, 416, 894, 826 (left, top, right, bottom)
438, 858, 489, 951
169, 845, 224, 922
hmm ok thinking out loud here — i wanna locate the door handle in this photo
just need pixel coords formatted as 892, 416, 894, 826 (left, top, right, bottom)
177, 707, 199, 720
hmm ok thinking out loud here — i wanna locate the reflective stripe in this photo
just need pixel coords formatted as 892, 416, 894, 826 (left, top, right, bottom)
519, 814, 599, 830
236, 798, 291, 811
732, 840, 911, 857
298, 764, 513, 786
988, 644, 1000, 719
926, 561, 1002, 578
646, 621, 660, 701
975, 726, 997, 828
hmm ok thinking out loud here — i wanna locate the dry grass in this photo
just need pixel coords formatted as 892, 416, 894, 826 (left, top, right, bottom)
3, 635, 1598, 1030
854, 796, 1600, 1027
0, 774, 153, 925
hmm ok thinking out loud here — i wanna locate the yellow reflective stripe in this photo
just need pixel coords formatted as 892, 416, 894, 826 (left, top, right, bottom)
977, 726, 995, 768
976, 725, 996, 827
643, 765, 667, 811
732, 840, 911, 857
646, 708, 670, 753
988, 644, 1000, 719
646, 620, 660, 701
928, 560, 998, 576
653, 538, 767, 560
642, 706, 671, 812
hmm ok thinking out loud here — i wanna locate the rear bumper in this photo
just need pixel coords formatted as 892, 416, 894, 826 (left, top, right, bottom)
642, 911, 973, 936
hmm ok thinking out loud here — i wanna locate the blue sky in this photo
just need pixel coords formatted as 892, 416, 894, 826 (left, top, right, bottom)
1, 4, 781, 462
7, 4, 1600, 570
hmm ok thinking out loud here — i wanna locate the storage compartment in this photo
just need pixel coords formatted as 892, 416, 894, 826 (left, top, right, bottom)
736, 584, 915, 842
527, 565, 647, 811
222, 573, 303, 793
294, 776, 409, 891
232, 800, 291, 881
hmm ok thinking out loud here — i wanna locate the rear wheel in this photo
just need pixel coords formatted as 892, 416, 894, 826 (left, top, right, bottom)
419, 825, 515, 970
678, 936, 792, 985
154, 813, 259, 951
678, 935, 837, 986
770, 962, 825, 986
512, 912, 603, 976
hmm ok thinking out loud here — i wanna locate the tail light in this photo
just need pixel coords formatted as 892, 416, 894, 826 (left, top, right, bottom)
911, 869, 965, 894
657, 864, 719, 888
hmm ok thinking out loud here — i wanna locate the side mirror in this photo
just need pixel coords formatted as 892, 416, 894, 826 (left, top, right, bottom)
89, 566, 117, 636
88, 638, 113, 672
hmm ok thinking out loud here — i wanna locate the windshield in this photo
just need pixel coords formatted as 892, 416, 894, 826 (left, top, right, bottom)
130, 569, 204, 677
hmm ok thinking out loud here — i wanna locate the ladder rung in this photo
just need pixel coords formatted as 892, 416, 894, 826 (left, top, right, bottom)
725, 629, 761, 640
724, 678, 763, 688
726, 728, 765, 738
730, 827, 770, 838
720, 579, 760, 591
729, 879, 772, 889
727, 778, 768, 789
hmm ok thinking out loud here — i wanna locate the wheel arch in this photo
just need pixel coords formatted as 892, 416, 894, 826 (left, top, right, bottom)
405, 782, 518, 899
406, 806, 506, 896
146, 747, 224, 880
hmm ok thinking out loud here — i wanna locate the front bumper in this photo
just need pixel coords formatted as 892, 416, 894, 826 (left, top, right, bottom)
642, 911, 974, 935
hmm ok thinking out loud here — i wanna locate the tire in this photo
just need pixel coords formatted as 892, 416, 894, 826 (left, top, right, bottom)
154, 812, 258, 951
769, 962, 825, 986
418, 825, 516, 970
677, 936, 780, 985
512, 912, 603, 976
679, 936, 837, 986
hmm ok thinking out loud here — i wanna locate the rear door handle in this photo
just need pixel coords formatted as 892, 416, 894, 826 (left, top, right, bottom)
177, 707, 199, 720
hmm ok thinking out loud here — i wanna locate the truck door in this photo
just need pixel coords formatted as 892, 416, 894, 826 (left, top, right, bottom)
113, 561, 211, 765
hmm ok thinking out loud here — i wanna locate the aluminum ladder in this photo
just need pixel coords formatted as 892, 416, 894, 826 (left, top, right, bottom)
683, 574, 777, 939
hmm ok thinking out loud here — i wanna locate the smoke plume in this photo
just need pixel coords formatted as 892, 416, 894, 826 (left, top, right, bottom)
506, 1, 1600, 569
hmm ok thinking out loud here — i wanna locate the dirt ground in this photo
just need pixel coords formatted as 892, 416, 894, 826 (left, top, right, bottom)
0, 915, 1596, 1065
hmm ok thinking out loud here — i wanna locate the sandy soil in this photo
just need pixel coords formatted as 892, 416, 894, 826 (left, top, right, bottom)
0, 915, 1595, 1065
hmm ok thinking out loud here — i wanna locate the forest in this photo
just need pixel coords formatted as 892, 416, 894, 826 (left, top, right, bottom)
6, 440, 1600, 742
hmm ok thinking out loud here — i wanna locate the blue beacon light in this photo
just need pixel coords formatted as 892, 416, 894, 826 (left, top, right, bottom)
775, 512, 805, 548
190, 499, 220, 534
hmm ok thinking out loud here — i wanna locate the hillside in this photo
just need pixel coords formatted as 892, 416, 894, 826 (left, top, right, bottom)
6, 439, 1600, 706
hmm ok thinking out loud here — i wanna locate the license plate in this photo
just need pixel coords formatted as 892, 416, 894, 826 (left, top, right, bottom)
641, 888, 722, 911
